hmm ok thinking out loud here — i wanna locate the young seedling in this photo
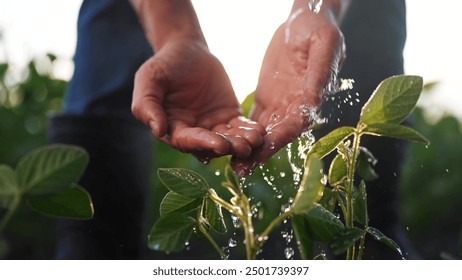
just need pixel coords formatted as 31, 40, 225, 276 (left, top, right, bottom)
149, 75, 428, 259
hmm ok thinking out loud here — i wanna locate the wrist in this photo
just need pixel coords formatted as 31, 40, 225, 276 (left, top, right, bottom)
130, 0, 207, 50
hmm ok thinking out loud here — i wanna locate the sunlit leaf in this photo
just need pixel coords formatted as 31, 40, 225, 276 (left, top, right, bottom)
360, 75, 423, 125
16, 145, 88, 194
304, 204, 344, 242
353, 180, 368, 225
240, 92, 255, 118
27, 184, 93, 219
366, 227, 402, 256
328, 154, 348, 186
363, 123, 429, 145
292, 214, 314, 260
307, 127, 354, 159
293, 157, 324, 214
148, 213, 195, 252
160, 191, 201, 217
0, 165, 18, 209
205, 195, 227, 234
330, 227, 365, 255
158, 168, 209, 198
357, 147, 378, 181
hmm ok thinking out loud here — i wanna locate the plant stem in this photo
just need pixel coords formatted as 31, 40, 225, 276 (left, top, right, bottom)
259, 210, 293, 246
208, 191, 240, 216
240, 194, 257, 260
357, 231, 367, 260
0, 194, 21, 235
198, 217, 226, 259
345, 129, 362, 259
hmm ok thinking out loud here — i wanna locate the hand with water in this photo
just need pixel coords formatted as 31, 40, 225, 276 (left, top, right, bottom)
232, 0, 348, 176
131, 0, 265, 162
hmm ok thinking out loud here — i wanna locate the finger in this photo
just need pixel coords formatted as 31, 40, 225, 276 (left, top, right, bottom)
227, 136, 252, 159
232, 99, 310, 177
131, 59, 168, 137
170, 124, 230, 156
228, 117, 265, 146
204, 124, 254, 159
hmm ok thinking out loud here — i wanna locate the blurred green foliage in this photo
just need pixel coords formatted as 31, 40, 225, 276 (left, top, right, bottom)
400, 107, 462, 259
0, 54, 66, 259
0, 54, 65, 165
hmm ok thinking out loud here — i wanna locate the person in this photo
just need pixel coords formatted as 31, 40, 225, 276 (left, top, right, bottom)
49, 0, 413, 259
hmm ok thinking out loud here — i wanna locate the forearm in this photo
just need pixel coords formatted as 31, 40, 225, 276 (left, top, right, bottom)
129, 0, 206, 50
291, 0, 351, 22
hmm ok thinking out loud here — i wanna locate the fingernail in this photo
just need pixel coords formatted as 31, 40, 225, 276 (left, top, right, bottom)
149, 120, 158, 136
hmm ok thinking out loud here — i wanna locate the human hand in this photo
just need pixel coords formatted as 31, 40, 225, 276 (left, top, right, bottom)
131, 38, 265, 162
232, 3, 345, 176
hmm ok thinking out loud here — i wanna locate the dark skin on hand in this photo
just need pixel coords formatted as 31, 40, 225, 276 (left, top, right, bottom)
129, 0, 349, 177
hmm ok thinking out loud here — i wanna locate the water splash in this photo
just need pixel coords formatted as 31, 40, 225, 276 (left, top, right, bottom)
231, 215, 241, 228
284, 247, 295, 259
228, 238, 237, 248
308, 0, 323, 14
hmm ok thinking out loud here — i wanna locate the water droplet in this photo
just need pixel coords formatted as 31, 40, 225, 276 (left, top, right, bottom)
284, 247, 295, 259
446, 169, 449, 173
279, 171, 286, 178
215, 170, 221, 176
276, 191, 284, 199
228, 238, 237, 247
281, 203, 291, 213
231, 215, 240, 228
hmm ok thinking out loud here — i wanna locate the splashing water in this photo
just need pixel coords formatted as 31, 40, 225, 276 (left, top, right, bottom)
284, 247, 295, 259
228, 238, 237, 248
308, 0, 323, 14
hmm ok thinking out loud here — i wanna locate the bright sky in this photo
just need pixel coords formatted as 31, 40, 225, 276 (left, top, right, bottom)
0, 0, 461, 120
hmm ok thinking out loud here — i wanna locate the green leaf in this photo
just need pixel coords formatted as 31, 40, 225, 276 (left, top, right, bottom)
319, 187, 336, 213
353, 180, 368, 225
16, 145, 89, 194
366, 227, 402, 256
363, 123, 429, 144
148, 213, 196, 252
0, 165, 18, 208
330, 227, 365, 255
360, 75, 423, 125
307, 127, 355, 159
27, 184, 93, 219
158, 168, 209, 198
205, 195, 227, 234
292, 214, 314, 260
293, 157, 324, 214
160, 191, 202, 217
304, 204, 344, 242
240, 91, 255, 118
357, 147, 379, 181
328, 154, 348, 186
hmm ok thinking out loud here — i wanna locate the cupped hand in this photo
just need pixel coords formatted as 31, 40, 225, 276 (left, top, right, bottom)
132, 38, 265, 162
232, 7, 345, 176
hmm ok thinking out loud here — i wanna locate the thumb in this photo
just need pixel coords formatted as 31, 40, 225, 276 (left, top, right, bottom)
131, 59, 168, 137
